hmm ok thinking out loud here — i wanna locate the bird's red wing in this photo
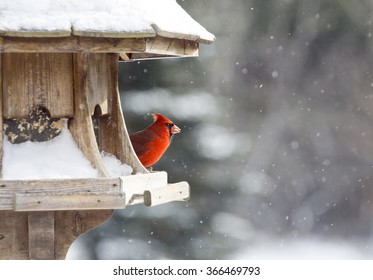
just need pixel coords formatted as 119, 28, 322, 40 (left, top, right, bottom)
129, 131, 150, 157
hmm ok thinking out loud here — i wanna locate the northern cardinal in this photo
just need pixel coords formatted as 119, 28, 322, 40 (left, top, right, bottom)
130, 113, 181, 168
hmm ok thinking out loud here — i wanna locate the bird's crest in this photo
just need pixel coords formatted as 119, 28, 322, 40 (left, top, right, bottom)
151, 113, 173, 124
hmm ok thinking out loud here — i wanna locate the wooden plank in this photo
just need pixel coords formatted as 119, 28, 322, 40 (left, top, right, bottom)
145, 37, 199, 56
96, 53, 148, 174
2, 53, 74, 118
0, 211, 29, 259
85, 53, 112, 116
0, 178, 119, 210
1, 28, 154, 39
0, 193, 12, 210
0, 36, 200, 59
144, 182, 190, 207
69, 53, 109, 177
124, 37, 199, 61
28, 211, 55, 260
0, 52, 2, 176
2, 30, 71, 38
72, 30, 155, 38
14, 193, 126, 211
0, 36, 146, 53
0, 173, 167, 210
124, 53, 179, 61
0, 177, 120, 193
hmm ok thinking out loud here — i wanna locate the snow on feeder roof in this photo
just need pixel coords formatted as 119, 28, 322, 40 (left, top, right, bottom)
0, 0, 215, 59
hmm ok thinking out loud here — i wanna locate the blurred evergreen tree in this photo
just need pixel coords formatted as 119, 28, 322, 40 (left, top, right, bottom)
71, 0, 373, 259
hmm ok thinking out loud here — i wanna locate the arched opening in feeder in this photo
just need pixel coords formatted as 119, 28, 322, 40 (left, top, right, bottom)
92, 104, 103, 148
93, 104, 103, 117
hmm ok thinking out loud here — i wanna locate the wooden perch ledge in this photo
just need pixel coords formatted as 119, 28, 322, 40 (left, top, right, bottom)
0, 172, 190, 211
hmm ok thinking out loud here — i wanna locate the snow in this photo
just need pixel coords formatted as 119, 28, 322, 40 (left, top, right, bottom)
2, 121, 132, 179
101, 151, 133, 177
230, 237, 369, 259
0, 0, 215, 42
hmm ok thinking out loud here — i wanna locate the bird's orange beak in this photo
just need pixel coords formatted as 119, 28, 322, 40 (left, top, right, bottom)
171, 124, 181, 134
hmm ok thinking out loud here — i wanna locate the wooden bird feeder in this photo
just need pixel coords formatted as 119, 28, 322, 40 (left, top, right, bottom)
0, 0, 214, 259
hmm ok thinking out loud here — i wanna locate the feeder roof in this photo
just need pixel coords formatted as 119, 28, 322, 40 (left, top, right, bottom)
0, 0, 215, 44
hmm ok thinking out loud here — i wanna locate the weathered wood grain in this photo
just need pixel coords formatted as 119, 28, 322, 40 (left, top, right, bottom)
14, 193, 126, 211
0, 177, 121, 210
0, 52, 2, 176
0, 36, 200, 60
0, 211, 29, 259
85, 53, 113, 116
72, 30, 155, 38
0, 172, 172, 210
2, 53, 74, 118
69, 53, 109, 177
0, 36, 146, 53
1, 30, 71, 38
0, 28, 155, 39
0, 180, 120, 210
0, 177, 119, 193
125, 37, 199, 61
95, 53, 148, 174
28, 211, 54, 259
145, 37, 199, 56
54, 210, 113, 260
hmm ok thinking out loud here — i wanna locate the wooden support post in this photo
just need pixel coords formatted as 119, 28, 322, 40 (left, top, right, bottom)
28, 211, 54, 259
0, 211, 29, 259
69, 53, 109, 177
0, 53, 3, 176
95, 53, 148, 174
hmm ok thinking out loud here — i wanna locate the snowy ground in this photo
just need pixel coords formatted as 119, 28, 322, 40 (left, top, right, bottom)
229, 237, 373, 260
67, 235, 373, 260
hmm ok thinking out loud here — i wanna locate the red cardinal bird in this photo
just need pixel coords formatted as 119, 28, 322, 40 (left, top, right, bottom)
130, 113, 181, 168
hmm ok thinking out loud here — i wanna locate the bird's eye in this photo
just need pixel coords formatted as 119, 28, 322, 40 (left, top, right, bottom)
165, 123, 174, 128
165, 123, 174, 136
